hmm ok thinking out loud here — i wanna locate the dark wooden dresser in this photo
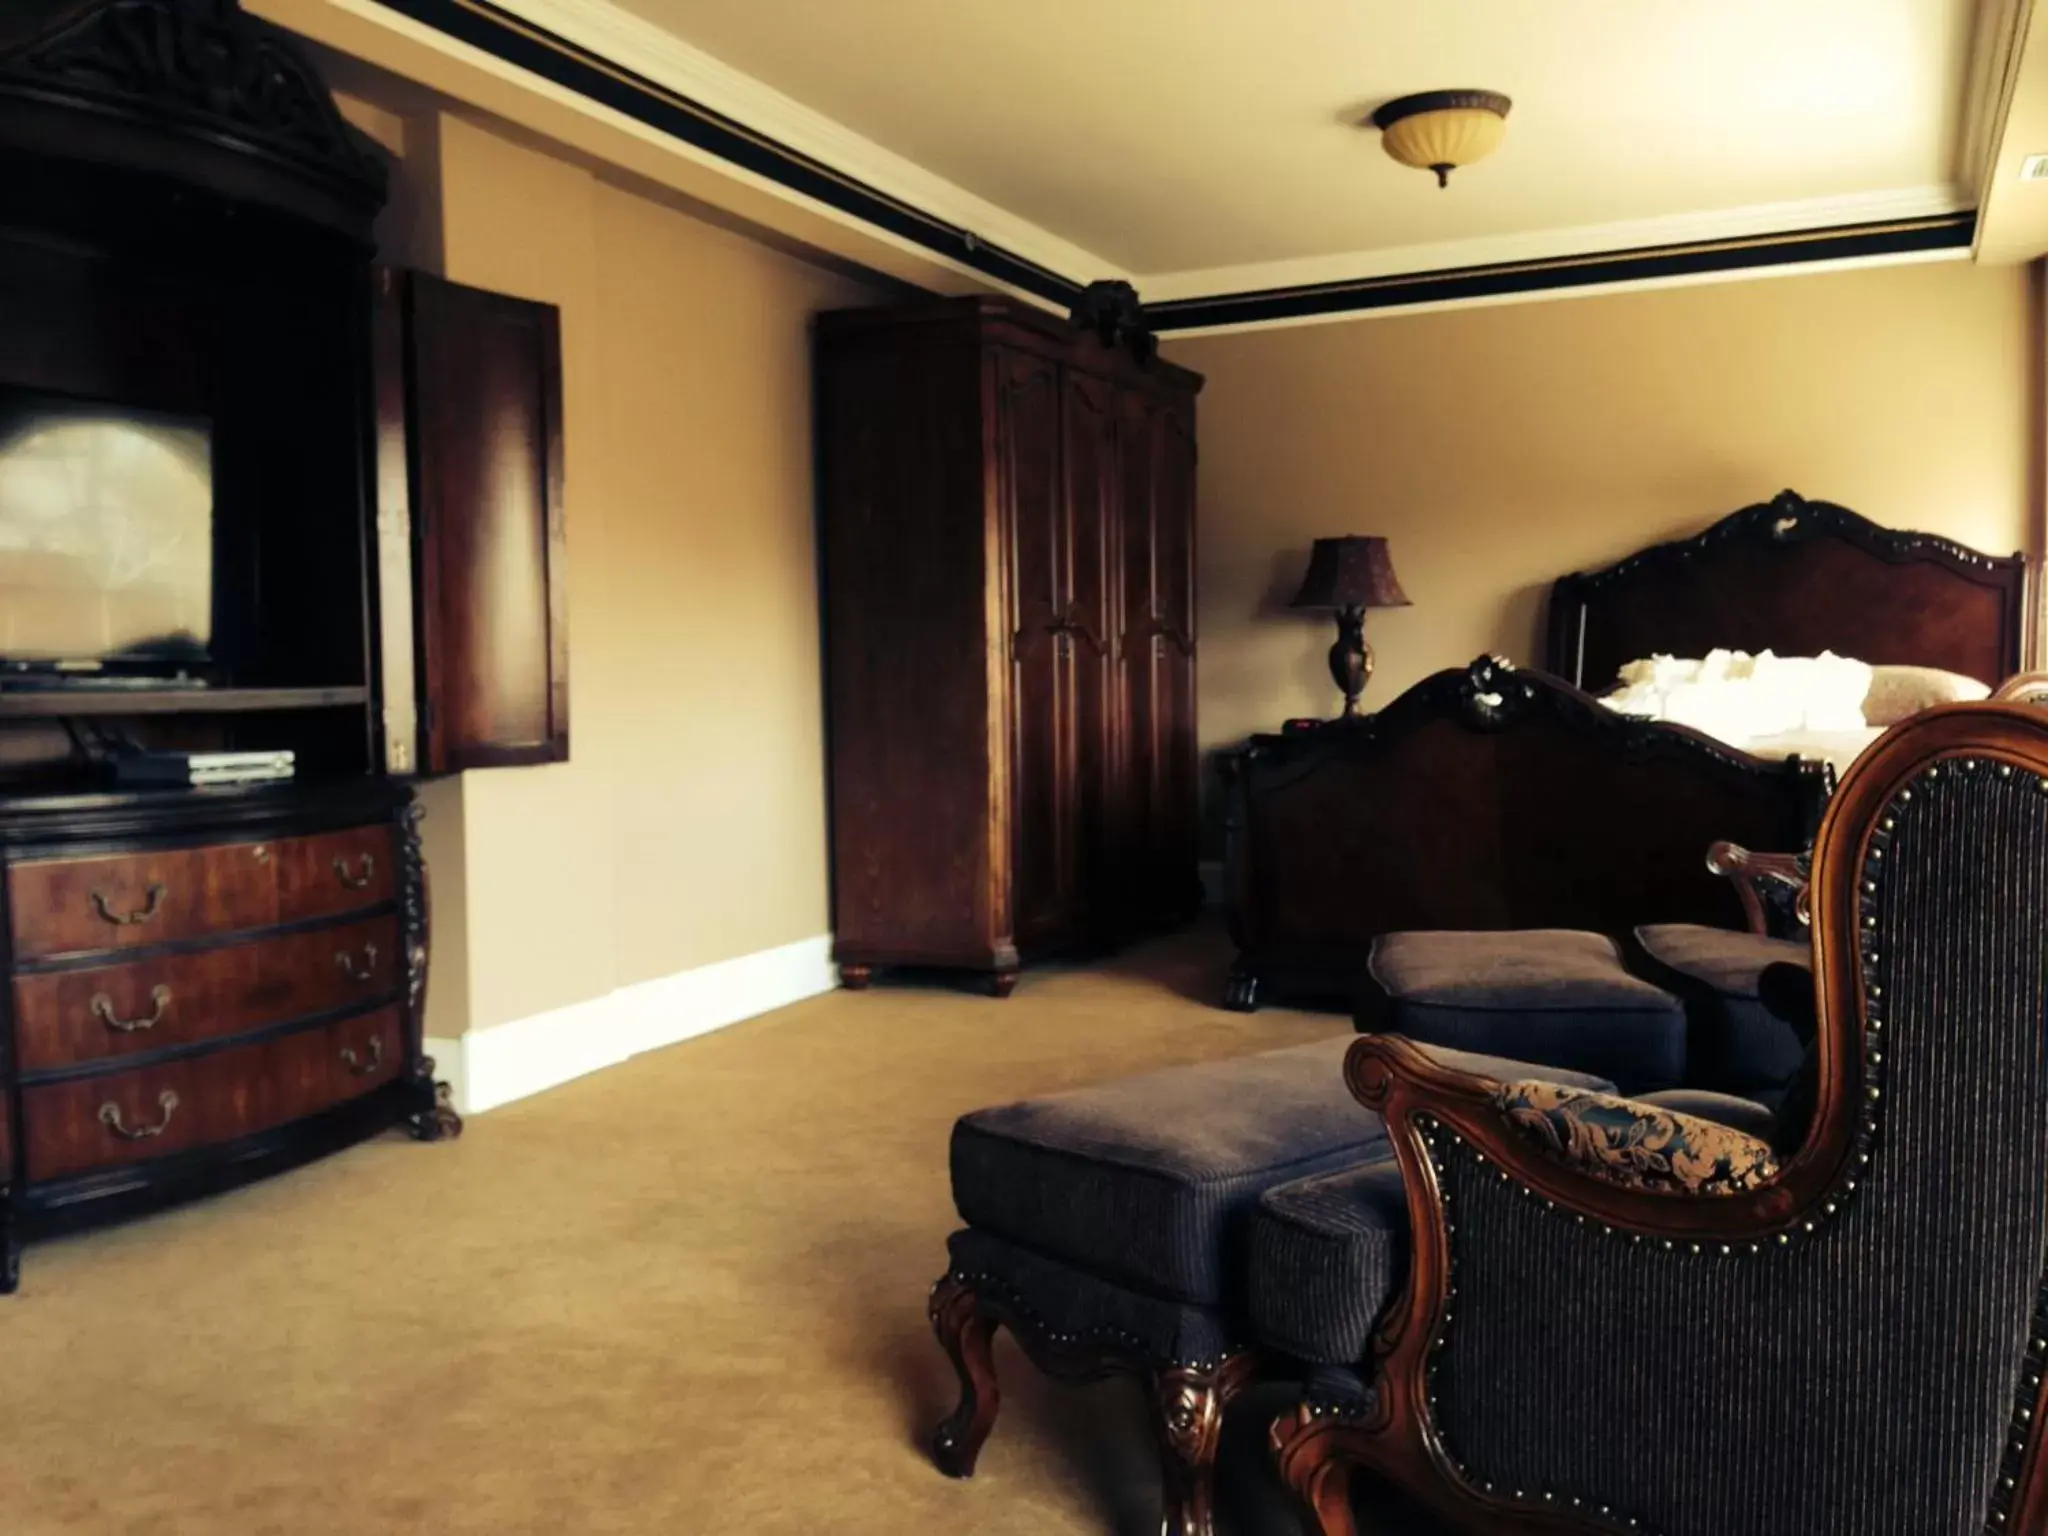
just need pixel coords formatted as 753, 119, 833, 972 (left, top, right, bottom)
0, 782, 455, 1289
817, 297, 1203, 994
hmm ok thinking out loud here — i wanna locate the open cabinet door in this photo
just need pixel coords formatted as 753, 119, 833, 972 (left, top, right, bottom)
383, 268, 568, 774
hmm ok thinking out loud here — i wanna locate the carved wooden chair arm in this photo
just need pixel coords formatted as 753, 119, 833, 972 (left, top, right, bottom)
1706, 839, 1811, 934
1992, 671, 2048, 706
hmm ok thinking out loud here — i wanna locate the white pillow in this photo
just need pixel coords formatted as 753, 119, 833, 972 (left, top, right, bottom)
1861, 665, 1990, 726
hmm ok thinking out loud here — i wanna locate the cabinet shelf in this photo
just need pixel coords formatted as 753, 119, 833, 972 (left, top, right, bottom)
0, 686, 368, 719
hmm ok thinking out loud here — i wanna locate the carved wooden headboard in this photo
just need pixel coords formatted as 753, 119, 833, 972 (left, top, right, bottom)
1545, 490, 2028, 691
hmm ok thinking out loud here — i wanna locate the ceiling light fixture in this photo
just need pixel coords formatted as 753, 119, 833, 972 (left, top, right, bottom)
1371, 90, 1513, 188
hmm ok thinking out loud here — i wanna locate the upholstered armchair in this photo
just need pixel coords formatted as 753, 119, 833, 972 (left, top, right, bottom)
1270, 703, 2048, 1535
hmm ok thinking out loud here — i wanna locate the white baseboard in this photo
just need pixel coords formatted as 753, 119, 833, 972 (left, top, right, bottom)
1199, 860, 1225, 909
425, 933, 836, 1115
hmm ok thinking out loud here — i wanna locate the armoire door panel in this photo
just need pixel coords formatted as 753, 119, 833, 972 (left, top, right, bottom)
1152, 402, 1201, 920
1116, 389, 1166, 925
998, 348, 1073, 948
1064, 370, 1118, 936
1155, 406, 1198, 647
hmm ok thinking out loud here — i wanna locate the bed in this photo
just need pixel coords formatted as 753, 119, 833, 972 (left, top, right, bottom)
1546, 488, 2027, 773
1220, 657, 1827, 1009
1220, 489, 2027, 1011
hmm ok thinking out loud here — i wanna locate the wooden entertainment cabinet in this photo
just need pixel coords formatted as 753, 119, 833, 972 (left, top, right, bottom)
0, 0, 462, 1292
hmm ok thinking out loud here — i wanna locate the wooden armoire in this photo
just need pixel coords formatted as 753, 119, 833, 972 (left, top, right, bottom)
817, 297, 1203, 995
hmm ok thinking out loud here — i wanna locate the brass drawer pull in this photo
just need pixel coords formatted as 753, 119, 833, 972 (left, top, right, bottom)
335, 943, 379, 982
91, 985, 172, 1034
99, 1089, 179, 1141
333, 853, 376, 890
90, 883, 167, 926
340, 1036, 384, 1077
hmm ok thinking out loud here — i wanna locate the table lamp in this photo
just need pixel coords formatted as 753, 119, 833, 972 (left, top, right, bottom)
1289, 535, 1411, 718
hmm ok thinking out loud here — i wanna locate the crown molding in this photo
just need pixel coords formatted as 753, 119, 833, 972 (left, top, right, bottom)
266, 0, 1988, 337
1135, 184, 1973, 304
287, 0, 1087, 304
1151, 253, 1967, 343
478, 0, 1123, 288
1145, 214, 1974, 336
1960, 0, 2034, 200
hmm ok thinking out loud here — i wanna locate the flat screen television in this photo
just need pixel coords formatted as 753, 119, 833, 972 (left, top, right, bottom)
0, 388, 214, 677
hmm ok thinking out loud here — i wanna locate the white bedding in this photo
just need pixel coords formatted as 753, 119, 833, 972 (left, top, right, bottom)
1599, 650, 1996, 775
1604, 649, 1873, 738
1600, 648, 1886, 774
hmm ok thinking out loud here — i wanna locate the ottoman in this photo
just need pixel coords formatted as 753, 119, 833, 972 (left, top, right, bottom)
1356, 929, 1688, 1095
1628, 923, 1811, 1105
927, 1035, 1614, 1536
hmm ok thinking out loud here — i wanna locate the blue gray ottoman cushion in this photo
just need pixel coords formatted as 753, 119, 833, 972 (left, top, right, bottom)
1247, 1155, 1412, 1366
1628, 922, 1811, 1102
950, 1036, 1615, 1309
1357, 929, 1688, 1094
1245, 1081, 1773, 1368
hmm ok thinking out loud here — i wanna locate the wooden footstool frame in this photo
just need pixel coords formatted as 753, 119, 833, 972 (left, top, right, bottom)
928, 1270, 1259, 1536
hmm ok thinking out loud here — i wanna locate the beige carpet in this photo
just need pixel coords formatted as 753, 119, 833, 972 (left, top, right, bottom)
0, 925, 1432, 1536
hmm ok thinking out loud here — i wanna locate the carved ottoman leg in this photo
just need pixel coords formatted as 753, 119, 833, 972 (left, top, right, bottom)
1154, 1351, 1259, 1536
1270, 1403, 1360, 1536
989, 969, 1019, 999
839, 964, 874, 991
928, 1274, 1001, 1476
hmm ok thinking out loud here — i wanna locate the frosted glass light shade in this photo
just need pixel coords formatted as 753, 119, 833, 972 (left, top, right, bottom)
1372, 91, 1512, 187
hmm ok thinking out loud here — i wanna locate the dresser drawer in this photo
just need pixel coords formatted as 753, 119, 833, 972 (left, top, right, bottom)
273, 824, 398, 924
12, 915, 402, 1073
8, 840, 279, 960
22, 1006, 404, 1183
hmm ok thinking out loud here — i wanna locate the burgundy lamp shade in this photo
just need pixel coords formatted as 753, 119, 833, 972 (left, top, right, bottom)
1289, 535, 1409, 720
1289, 535, 1411, 612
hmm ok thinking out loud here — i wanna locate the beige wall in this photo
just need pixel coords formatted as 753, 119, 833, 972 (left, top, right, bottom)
327, 66, 2048, 1009
358, 104, 888, 1037
1166, 260, 2040, 817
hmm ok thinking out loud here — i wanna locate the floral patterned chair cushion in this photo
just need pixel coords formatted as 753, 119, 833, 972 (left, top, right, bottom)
1497, 1079, 1780, 1196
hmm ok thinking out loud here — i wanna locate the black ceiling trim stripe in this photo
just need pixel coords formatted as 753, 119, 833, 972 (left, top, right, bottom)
366, 0, 1086, 306
1145, 213, 1977, 332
